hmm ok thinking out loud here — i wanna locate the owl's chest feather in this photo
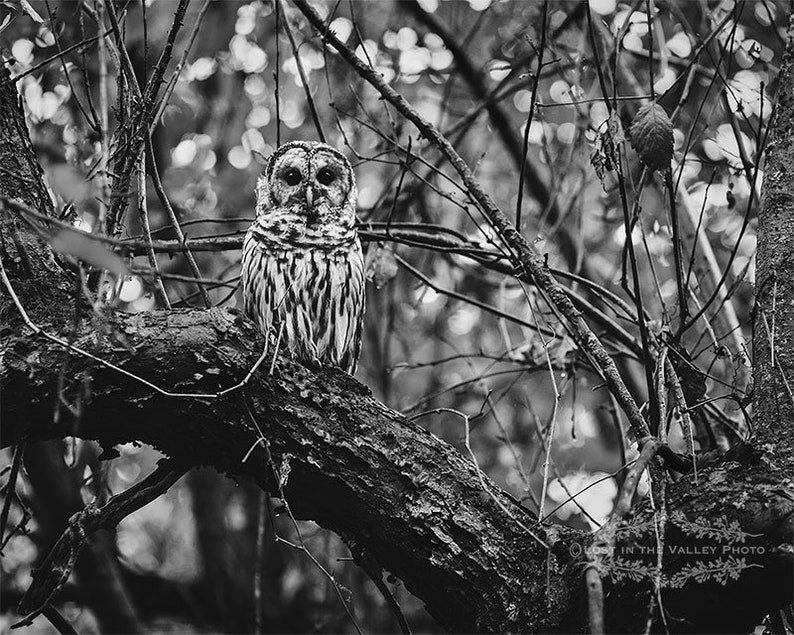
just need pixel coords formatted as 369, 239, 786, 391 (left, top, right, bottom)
269, 245, 355, 309
241, 231, 365, 371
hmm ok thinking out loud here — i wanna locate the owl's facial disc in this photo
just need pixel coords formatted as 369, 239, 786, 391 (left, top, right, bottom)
262, 143, 355, 239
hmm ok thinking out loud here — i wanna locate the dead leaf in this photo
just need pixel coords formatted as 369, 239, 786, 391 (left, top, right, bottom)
629, 102, 673, 172
364, 244, 398, 289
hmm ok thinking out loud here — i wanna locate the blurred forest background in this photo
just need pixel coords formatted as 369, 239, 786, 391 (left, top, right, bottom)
0, 0, 786, 632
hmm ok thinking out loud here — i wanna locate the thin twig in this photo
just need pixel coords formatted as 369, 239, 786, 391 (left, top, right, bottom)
151, 0, 213, 131
41, 606, 77, 635
0, 443, 26, 550
136, 154, 170, 307
584, 437, 662, 634
279, 0, 325, 142
144, 136, 211, 307
515, 0, 548, 229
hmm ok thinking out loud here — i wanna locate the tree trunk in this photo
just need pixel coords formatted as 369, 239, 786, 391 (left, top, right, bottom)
754, 13, 794, 470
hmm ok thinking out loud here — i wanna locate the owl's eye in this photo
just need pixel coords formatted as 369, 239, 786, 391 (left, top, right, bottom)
283, 168, 302, 186
316, 167, 335, 185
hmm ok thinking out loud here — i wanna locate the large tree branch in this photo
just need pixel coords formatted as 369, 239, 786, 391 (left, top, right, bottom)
1, 307, 565, 632
1, 306, 792, 632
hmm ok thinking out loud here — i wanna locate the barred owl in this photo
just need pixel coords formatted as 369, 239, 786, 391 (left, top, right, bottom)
241, 141, 365, 374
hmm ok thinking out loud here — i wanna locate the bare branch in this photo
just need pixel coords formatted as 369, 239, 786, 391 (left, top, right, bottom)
15, 462, 187, 626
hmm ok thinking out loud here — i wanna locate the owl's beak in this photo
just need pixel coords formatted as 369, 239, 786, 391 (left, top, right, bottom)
305, 186, 323, 224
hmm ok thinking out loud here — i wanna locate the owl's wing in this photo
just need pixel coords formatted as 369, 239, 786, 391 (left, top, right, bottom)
339, 242, 366, 374
241, 226, 277, 335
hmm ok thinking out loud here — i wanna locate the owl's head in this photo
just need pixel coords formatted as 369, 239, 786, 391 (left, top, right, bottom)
255, 141, 357, 243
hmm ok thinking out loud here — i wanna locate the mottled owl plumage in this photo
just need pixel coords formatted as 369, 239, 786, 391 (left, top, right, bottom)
241, 141, 365, 374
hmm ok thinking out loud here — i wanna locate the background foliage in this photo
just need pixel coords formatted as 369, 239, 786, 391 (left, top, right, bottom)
0, 0, 787, 632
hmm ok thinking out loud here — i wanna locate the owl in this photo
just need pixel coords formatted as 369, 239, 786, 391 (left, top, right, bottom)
241, 141, 365, 374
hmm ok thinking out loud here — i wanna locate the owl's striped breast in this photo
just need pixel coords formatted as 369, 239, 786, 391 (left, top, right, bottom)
241, 227, 365, 374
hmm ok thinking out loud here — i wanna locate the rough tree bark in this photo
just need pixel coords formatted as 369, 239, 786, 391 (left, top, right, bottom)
754, 10, 794, 473
2, 18, 794, 635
